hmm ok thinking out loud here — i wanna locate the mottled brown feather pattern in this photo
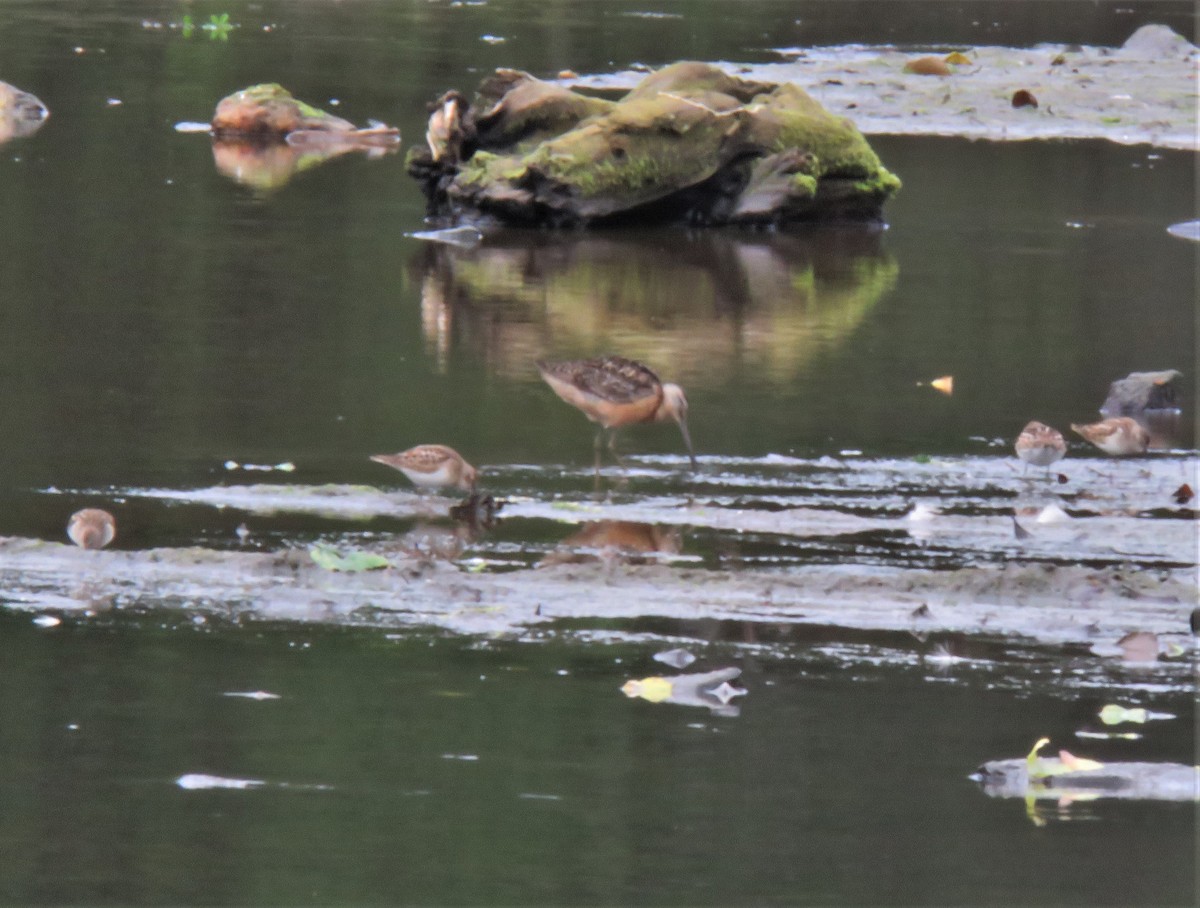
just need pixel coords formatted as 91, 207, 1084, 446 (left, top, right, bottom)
537, 356, 663, 407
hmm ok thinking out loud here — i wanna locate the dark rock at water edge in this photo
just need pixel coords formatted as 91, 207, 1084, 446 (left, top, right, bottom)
1100, 369, 1183, 416
407, 62, 901, 229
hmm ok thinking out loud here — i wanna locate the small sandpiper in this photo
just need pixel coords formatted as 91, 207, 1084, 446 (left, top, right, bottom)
1014, 420, 1066, 472
1070, 417, 1149, 456
67, 508, 116, 549
370, 444, 478, 493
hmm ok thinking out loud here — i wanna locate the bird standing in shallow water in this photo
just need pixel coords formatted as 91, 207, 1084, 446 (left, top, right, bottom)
67, 508, 116, 549
1014, 420, 1066, 474
1070, 417, 1150, 456
370, 445, 478, 493
537, 355, 697, 470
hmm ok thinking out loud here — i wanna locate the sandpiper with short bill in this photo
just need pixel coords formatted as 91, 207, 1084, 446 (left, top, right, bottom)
1071, 417, 1150, 456
370, 444, 478, 492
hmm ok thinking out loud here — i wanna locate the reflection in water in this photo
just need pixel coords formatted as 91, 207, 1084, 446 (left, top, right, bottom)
621, 666, 748, 717
541, 519, 682, 567
0, 81, 48, 143
408, 229, 898, 382
211, 132, 399, 191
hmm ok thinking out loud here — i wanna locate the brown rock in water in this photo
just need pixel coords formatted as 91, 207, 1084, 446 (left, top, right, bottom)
903, 56, 952, 76
211, 83, 399, 145
1100, 369, 1183, 416
407, 62, 900, 228
0, 80, 49, 143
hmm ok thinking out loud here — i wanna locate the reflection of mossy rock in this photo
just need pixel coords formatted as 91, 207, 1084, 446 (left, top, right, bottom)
408, 62, 900, 227
0, 81, 49, 143
212, 83, 356, 139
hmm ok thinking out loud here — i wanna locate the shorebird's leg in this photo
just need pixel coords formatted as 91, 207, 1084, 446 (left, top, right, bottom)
606, 429, 627, 470
594, 428, 605, 475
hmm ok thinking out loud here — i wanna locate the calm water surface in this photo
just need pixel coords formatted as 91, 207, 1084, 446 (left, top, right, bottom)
0, 1, 1196, 904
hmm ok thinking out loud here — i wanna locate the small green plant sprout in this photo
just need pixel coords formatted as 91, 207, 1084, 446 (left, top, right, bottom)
203, 12, 235, 40
180, 14, 194, 38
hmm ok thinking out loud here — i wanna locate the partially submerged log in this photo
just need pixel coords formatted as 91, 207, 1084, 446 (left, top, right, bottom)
407, 62, 900, 228
973, 757, 1198, 802
0, 80, 48, 143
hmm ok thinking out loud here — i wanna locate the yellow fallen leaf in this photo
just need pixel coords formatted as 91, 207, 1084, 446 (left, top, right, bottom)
621, 676, 674, 703
931, 375, 954, 395
1057, 749, 1104, 772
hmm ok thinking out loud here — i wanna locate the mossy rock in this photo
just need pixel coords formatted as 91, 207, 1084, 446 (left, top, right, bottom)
0, 81, 48, 142
410, 62, 900, 227
211, 83, 356, 139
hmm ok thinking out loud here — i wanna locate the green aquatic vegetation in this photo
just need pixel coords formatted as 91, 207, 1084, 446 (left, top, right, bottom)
181, 12, 234, 40
310, 545, 390, 572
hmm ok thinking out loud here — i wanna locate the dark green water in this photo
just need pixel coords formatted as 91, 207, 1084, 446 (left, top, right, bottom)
1, 1, 1196, 904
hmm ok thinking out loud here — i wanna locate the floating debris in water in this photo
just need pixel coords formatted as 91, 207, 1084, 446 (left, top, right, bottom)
224, 460, 296, 472
518, 792, 562, 801
916, 375, 954, 395
222, 690, 281, 700
174, 121, 213, 133
653, 647, 697, 669
480, 34, 506, 44
621, 667, 746, 715
1098, 704, 1175, 725
1166, 220, 1200, 241
407, 225, 484, 248
176, 773, 265, 790
32, 614, 61, 628
1075, 730, 1142, 741
442, 753, 480, 761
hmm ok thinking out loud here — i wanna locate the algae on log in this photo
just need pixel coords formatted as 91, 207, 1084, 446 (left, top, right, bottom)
407, 62, 900, 227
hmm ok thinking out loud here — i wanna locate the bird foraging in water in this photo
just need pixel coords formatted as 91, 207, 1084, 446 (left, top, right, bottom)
370, 444, 478, 493
536, 355, 696, 470
1014, 420, 1066, 473
1070, 417, 1149, 456
67, 508, 116, 549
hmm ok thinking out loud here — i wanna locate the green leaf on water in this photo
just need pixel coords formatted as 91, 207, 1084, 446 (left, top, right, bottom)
309, 545, 390, 572
1099, 703, 1176, 725
912, 454, 932, 464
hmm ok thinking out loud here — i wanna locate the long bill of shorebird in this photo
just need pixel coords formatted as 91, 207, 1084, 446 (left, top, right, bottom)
656, 382, 696, 470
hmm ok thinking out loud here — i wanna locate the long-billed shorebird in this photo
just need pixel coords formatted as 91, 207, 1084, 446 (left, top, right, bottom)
1014, 420, 1066, 474
1070, 417, 1150, 456
67, 508, 116, 549
370, 444, 478, 492
537, 355, 697, 470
